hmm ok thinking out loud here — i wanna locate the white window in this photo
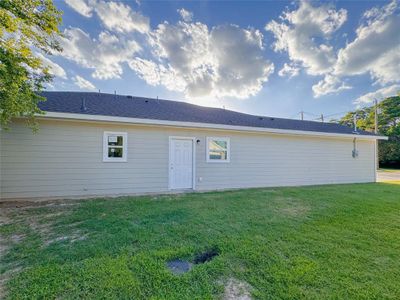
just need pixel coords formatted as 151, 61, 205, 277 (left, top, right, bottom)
206, 137, 230, 163
103, 132, 127, 162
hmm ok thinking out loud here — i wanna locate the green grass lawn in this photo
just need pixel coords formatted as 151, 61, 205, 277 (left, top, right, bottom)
1, 183, 400, 299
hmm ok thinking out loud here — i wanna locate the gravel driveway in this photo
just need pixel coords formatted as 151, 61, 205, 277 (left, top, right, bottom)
377, 170, 400, 182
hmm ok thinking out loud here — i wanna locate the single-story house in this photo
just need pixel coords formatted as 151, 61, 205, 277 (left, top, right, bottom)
0, 91, 387, 200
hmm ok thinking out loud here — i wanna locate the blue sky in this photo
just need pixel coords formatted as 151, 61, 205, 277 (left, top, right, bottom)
46, 0, 400, 121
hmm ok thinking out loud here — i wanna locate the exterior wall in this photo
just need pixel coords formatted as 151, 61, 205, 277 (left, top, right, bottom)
0, 119, 376, 199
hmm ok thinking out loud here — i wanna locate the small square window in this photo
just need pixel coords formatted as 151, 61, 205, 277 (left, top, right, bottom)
103, 132, 127, 162
206, 137, 230, 163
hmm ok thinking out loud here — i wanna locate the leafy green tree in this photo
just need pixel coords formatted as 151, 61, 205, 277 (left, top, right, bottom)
0, 0, 62, 129
338, 95, 400, 168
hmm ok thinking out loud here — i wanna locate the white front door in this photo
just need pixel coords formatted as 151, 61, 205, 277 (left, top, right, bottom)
170, 138, 194, 189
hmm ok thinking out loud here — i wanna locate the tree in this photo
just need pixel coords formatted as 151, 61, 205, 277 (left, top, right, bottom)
0, 0, 62, 129
338, 95, 400, 168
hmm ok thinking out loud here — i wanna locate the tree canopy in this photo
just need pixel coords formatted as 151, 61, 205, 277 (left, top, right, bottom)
339, 95, 400, 167
0, 0, 62, 129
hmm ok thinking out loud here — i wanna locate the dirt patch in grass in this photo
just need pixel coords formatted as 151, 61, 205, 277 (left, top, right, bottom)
0, 199, 82, 209
223, 278, 252, 300
280, 205, 310, 217
44, 231, 88, 246
0, 237, 25, 296
41, 211, 66, 219
0, 199, 81, 296
2, 204, 81, 248
275, 197, 311, 218
0, 236, 8, 260
29, 216, 52, 237
0, 228, 25, 263
2, 203, 76, 241
0, 265, 22, 299
10, 234, 25, 243
21, 211, 86, 247
0, 213, 13, 227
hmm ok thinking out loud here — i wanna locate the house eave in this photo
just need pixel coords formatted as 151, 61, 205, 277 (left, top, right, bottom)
37, 111, 388, 140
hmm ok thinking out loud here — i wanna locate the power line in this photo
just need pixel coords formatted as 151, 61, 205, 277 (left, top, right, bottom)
288, 112, 302, 119
302, 111, 320, 117
284, 94, 388, 122
287, 109, 355, 122
324, 110, 351, 118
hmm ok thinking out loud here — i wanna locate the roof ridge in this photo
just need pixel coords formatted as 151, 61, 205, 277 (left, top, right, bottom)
38, 91, 378, 137
40, 91, 340, 126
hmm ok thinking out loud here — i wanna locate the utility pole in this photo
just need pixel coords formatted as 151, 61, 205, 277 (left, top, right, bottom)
374, 99, 379, 170
300, 111, 304, 121
321, 114, 324, 123
374, 99, 378, 134
353, 114, 357, 132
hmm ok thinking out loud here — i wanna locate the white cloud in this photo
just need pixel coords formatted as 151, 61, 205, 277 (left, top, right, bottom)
129, 21, 274, 99
266, 1, 347, 76
64, 0, 149, 33
73, 75, 96, 90
269, 0, 400, 98
334, 0, 400, 85
278, 62, 300, 78
314, 1, 400, 97
37, 53, 67, 79
57, 27, 141, 80
354, 84, 400, 105
129, 58, 187, 92
312, 75, 351, 98
94, 1, 149, 33
64, 0, 93, 17
177, 8, 193, 22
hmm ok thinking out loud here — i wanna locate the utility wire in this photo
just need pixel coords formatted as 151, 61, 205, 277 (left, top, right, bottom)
287, 109, 355, 122
302, 111, 320, 117
324, 110, 351, 118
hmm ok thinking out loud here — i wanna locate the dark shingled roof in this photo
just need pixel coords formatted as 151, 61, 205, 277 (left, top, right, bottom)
39, 91, 378, 137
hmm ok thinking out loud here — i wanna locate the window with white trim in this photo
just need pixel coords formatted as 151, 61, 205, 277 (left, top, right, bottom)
103, 132, 127, 162
206, 137, 230, 162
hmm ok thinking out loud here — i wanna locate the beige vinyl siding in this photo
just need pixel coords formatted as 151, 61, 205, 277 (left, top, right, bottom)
0, 119, 376, 199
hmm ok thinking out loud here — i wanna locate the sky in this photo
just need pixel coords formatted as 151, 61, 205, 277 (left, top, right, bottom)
45, 0, 400, 121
